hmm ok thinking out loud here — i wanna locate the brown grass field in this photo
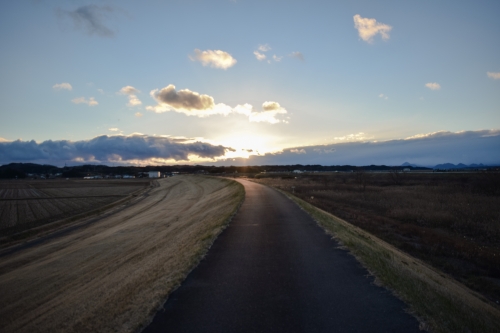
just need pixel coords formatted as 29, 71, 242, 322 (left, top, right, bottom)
0, 175, 244, 333
253, 171, 500, 305
0, 179, 150, 241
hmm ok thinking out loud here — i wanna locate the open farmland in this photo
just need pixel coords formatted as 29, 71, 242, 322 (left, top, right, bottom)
0, 176, 244, 333
253, 172, 500, 304
0, 179, 150, 240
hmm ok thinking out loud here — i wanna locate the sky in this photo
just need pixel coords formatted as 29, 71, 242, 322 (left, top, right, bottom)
0, 0, 499, 167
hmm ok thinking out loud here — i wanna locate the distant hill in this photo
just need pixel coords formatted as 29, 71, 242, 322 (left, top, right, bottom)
401, 162, 419, 167
433, 163, 486, 169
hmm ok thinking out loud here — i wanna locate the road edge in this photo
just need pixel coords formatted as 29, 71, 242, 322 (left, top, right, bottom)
137, 177, 245, 333
274, 187, 500, 333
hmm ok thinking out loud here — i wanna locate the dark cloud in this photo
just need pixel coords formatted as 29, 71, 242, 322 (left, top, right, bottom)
149, 85, 215, 111
262, 101, 281, 111
0, 135, 233, 165
57, 5, 116, 37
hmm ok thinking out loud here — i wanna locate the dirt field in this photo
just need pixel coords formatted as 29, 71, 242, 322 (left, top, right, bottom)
0, 179, 149, 238
253, 172, 500, 303
0, 175, 243, 333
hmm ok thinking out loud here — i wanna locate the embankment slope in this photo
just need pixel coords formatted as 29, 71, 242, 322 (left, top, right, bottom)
0, 175, 243, 333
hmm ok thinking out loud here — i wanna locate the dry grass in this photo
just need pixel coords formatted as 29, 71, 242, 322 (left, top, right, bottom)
253, 173, 500, 333
0, 175, 244, 333
281, 191, 500, 333
254, 173, 500, 303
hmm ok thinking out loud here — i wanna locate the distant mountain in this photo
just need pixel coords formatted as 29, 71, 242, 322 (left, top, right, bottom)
401, 162, 419, 167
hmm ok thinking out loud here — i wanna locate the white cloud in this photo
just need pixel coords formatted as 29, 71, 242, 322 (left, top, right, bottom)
258, 44, 271, 52
53, 82, 73, 91
119, 86, 142, 107
135, 112, 143, 117
189, 49, 237, 69
290, 149, 306, 154
333, 132, 366, 142
147, 85, 287, 124
233, 102, 288, 124
108, 128, 119, 132
487, 72, 500, 80
119, 86, 139, 95
289, 51, 304, 61
425, 82, 441, 90
253, 51, 266, 61
379, 93, 388, 100
272, 55, 283, 62
353, 14, 392, 43
71, 97, 98, 106
97, 89, 104, 94
127, 96, 142, 106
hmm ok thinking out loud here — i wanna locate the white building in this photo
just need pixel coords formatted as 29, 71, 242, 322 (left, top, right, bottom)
148, 171, 160, 178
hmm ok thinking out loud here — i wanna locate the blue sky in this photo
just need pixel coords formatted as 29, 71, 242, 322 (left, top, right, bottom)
0, 0, 499, 166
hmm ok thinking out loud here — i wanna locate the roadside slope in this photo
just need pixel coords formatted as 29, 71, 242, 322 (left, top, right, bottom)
0, 175, 243, 333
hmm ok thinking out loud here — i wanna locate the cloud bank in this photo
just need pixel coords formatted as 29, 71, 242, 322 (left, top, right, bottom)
146, 84, 288, 123
189, 49, 237, 69
353, 14, 392, 43
0, 135, 233, 165
220, 130, 500, 167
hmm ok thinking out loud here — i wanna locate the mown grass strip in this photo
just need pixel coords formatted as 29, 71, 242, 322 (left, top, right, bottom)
279, 189, 500, 333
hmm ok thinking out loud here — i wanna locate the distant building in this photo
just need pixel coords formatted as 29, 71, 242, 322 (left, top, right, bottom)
403, 168, 411, 172
123, 175, 135, 179
293, 170, 303, 173
148, 171, 160, 178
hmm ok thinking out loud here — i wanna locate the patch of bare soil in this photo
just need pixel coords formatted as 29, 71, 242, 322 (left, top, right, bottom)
0, 176, 243, 333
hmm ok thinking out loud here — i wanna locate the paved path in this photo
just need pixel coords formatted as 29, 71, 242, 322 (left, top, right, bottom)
143, 179, 421, 332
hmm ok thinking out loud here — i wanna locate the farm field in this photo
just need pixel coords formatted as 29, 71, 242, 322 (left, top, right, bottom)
253, 172, 500, 304
0, 175, 244, 333
0, 179, 150, 239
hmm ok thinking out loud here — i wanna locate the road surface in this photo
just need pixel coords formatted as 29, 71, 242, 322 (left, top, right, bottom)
143, 179, 422, 333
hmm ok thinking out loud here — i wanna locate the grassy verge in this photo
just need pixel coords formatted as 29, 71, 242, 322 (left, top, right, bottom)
279, 189, 500, 333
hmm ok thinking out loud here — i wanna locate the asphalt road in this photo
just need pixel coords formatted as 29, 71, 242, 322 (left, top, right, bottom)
143, 179, 422, 333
